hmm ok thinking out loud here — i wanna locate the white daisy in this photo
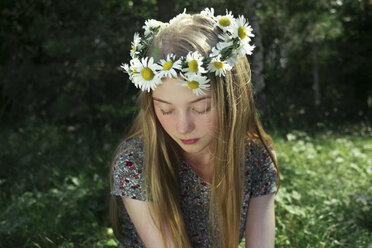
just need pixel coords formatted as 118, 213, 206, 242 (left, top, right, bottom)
210, 47, 220, 57
130, 32, 141, 58
209, 38, 234, 68
210, 35, 234, 57
129, 58, 144, 88
182, 51, 206, 75
207, 55, 232, 77
236, 39, 256, 56
158, 54, 182, 78
218, 33, 233, 43
213, 34, 240, 66
132, 57, 163, 92
180, 73, 210, 96
130, 57, 140, 69
121, 58, 141, 80
130, 57, 142, 75
226, 50, 240, 67
121, 63, 129, 73
214, 10, 235, 32
231, 15, 254, 42
143, 19, 162, 37
120, 63, 132, 78
200, 8, 216, 20
169, 9, 191, 25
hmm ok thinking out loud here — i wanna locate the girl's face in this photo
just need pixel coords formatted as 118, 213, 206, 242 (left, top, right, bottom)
152, 77, 218, 158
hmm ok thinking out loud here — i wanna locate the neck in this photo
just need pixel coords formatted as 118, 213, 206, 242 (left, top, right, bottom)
183, 148, 213, 167
183, 151, 214, 183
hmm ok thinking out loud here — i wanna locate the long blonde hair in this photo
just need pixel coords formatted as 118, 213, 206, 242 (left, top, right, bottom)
110, 13, 279, 248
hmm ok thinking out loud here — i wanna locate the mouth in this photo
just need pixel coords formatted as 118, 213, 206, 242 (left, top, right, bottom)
180, 138, 199, 145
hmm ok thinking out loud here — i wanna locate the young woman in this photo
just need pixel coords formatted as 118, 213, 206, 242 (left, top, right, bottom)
110, 8, 279, 248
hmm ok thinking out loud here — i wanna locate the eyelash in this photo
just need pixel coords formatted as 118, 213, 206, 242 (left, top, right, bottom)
160, 107, 211, 116
161, 110, 173, 115
193, 107, 211, 115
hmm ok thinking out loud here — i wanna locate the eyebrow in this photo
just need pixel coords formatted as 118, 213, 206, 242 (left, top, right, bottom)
152, 96, 211, 104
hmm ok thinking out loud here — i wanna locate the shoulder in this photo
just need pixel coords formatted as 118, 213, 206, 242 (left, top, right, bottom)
244, 138, 278, 197
113, 136, 144, 171
113, 137, 144, 171
116, 136, 144, 157
245, 139, 275, 163
111, 136, 147, 200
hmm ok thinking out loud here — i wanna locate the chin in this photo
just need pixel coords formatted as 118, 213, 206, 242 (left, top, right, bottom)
180, 143, 209, 155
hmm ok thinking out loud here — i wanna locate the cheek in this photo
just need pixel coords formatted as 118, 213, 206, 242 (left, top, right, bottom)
209, 118, 218, 134
200, 111, 218, 134
155, 111, 174, 133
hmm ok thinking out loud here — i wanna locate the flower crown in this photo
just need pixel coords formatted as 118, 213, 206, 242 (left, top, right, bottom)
121, 8, 255, 96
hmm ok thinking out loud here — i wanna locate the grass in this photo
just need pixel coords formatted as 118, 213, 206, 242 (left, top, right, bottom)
269, 124, 371, 248
1, 121, 371, 247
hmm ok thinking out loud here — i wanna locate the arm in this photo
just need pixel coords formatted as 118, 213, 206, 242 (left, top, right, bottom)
112, 140, 175, 247
245, 193, 275, 248
122, 197, 175, 248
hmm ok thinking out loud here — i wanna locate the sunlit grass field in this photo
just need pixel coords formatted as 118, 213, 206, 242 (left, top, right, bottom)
1, 122, 371, 247
241, 123, 372, 248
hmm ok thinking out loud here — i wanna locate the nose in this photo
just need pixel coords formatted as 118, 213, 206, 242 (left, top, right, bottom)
176, 112, 195, 135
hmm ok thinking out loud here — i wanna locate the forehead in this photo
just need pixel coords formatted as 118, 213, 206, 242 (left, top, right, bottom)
152, 77, 212, 104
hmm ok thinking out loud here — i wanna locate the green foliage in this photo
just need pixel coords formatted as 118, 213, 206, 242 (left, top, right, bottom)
1, 121, 371, 247
0, 0, 150, 127
0, 123, 122, 247
273, 124, 372, 247
256, 0, 371, 125
240, 123, 372, 247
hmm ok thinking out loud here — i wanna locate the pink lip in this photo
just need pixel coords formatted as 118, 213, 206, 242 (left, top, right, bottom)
180, 138, 199, 144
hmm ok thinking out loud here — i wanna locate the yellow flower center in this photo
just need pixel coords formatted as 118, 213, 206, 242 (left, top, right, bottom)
219, 17, 231, 27
213, 61, 223, 69
189, 60, 199, 73
187, 80, 200, 89
238, 26, 247, 40
163, 61, 173, 71
131, 44, 135, 51
141, 67, 154, 81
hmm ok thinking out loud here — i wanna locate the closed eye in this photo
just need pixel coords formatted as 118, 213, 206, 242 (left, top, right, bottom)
193, 107, 211, 115
161, 109, 173, 115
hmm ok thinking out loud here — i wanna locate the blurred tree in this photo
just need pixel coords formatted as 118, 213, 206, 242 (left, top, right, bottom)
0, 0, 370, 130
245, 0, 267, 113
157, 0, 178, 21
284, 0, 343, 106
333, 0, 371, 116
0, 0, 157, 129
255, 0, 371, 124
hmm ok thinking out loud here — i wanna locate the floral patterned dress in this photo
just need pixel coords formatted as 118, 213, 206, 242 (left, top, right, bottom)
111, 137, 277, 248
